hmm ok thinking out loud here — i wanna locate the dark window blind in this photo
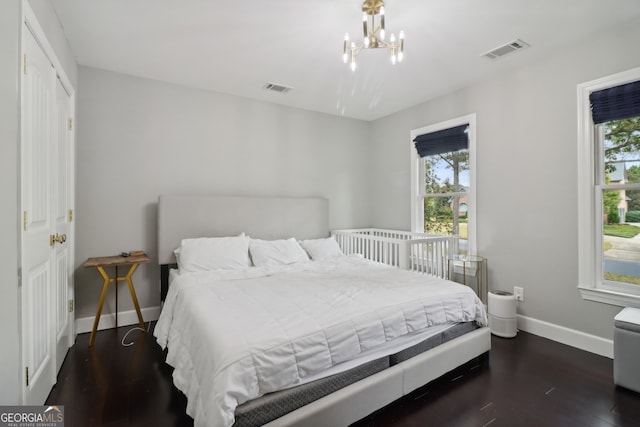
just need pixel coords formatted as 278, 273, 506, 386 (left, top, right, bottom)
413, 124, 469, 158
590, 80, 640, 124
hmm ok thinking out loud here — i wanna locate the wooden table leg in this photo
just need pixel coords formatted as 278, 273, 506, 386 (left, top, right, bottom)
125, 263, 146, 330
90, 267, 111, 346
115, 265, 118, 328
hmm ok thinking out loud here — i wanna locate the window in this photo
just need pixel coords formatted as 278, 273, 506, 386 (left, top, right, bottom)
578, 68, 640, 307
410, 114, 476, 255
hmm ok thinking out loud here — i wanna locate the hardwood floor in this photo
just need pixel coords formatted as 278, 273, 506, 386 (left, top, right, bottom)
47, 324, 640, 427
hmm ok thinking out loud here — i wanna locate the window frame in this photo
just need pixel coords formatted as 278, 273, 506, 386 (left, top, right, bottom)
410, 114, 477, 255
577, 66, 640, 308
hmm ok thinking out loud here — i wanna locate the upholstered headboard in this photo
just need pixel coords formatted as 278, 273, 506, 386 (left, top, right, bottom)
157, 195, 329, 299
158, 194, 329, 264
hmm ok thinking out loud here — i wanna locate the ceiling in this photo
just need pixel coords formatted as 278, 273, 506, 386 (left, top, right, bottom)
51, 0, 640, 121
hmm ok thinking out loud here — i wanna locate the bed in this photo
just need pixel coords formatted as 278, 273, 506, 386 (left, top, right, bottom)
154, 195, 491, 427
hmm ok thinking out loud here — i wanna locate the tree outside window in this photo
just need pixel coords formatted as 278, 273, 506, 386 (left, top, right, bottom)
601, 116, 640, 286
423, 149, 469, 253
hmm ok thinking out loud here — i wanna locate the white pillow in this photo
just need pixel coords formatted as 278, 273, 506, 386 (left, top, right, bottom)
299, 236, 344, 260
249, 238, 309, 267
177, 235, 250, 272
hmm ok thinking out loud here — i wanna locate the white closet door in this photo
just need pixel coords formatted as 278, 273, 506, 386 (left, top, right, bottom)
21, 27, 56, 405
54, 78, 74, 374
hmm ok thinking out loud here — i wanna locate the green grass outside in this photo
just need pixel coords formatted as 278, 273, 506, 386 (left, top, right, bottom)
459, 223, 468, 239
603, 224, 640, 238
431, 223, 637, 240
603, 224, 640, 285
604, 272, 640, 285
426, 222, 468, 239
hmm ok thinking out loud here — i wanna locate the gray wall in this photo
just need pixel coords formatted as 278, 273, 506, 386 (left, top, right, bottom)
369, 19, 640, 340
0, 0, 22, 405
74, 67, 371, 319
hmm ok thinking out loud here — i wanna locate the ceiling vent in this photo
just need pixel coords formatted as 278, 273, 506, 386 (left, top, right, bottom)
481, 39, 530, 60
262, 82, 293, 94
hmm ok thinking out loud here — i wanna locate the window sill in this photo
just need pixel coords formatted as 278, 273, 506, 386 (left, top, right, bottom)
578, 286, 640, 308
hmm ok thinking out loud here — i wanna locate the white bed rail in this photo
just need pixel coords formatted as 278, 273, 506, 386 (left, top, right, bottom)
332, 228, 458, 278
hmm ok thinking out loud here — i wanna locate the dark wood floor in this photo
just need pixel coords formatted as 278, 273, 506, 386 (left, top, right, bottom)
47, 324, 640, 427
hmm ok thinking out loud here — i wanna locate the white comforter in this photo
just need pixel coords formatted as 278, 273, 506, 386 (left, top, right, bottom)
154, 256, 487, 427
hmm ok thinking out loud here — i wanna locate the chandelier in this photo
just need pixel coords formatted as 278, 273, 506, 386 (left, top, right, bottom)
342, 0, 405, 71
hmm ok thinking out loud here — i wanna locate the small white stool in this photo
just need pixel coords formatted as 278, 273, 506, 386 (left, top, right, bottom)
614, 307, 640, 392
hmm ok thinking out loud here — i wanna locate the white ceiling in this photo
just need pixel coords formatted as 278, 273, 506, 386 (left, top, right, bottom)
51, 0, 640, 121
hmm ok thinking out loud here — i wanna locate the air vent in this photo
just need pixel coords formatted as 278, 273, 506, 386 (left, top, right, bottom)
482, 39, 529, 60
262, 82, 293, 94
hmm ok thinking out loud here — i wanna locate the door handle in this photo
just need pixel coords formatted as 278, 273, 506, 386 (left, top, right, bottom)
49, 234, 67, 246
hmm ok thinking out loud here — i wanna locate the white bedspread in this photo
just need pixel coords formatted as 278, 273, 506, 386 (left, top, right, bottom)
154, 256, 487, 427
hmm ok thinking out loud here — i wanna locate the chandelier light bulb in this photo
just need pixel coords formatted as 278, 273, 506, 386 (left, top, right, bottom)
391, 54, 397, 65
343, 33, 350, 63
390, 33, 396, 43
380, 29, 385, 41
362, 13, 368, 37
350, 60, 357, 72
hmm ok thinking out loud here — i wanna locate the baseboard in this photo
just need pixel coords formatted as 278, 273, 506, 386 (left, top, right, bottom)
75, 306, 162, 334
517, 314, 613, 359
76, 309, 613, 357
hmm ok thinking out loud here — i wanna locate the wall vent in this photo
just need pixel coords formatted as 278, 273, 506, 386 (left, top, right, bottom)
262, 82, 293, 94
481, 39, 529, 60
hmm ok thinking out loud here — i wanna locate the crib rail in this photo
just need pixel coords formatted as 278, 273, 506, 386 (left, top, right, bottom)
332, 228, 457, 278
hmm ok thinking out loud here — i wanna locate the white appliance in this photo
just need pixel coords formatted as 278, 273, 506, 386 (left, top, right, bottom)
488, 291, 517, 338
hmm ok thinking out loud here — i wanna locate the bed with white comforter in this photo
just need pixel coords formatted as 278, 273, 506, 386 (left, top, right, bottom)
154, 255, 487, 427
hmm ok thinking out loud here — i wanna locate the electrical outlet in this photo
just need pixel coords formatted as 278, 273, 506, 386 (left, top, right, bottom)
514, 286, 524, 301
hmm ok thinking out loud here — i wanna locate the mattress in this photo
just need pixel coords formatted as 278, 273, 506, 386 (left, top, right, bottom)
155, 255, 487, 427
234, 356, 390, 427
233, 322, 477, 427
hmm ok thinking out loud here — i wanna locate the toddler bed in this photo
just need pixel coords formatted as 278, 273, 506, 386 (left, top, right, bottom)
155, 195, 490, 427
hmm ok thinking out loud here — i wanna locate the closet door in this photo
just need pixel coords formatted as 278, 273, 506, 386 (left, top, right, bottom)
21, 26, 56, 405
54, 78, 74, 373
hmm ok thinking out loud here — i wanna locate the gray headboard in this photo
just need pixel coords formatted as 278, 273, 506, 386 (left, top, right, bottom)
157, 194, 329, 265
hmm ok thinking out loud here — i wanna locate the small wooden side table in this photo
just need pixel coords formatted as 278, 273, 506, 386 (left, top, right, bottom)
83, 253, 150, 346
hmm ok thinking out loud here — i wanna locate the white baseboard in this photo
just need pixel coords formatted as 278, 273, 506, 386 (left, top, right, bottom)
75, 306, 162, 334
517, 314, 613, 359
75, 309, 612, 358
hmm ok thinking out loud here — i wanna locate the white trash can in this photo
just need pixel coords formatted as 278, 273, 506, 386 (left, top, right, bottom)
488, 290, 517, 338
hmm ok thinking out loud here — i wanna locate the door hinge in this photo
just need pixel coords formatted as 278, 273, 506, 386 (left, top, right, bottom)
25, 367, 29, 387
68, 209, 74, 222
23, 54, 27, 75
68, 299, 74, 313
68, 118, 73, 130
23, 211, 28, 231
